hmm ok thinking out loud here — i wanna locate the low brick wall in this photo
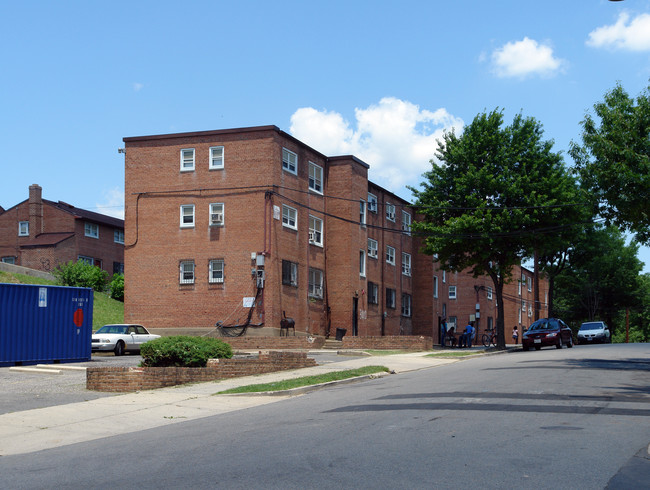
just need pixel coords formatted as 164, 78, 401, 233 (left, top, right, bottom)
341, 336, 433, 350
223, 336, 326, 350
86, 351, 318, 392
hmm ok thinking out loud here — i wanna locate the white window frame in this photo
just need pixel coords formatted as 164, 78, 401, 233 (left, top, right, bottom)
208, 259, 224, 283
368, 238, 378, 259
402, 252, 411, 276
114, 229, 124, 244
449, 285, 457, 300
78, 255, 94, 265
18, 221, 29, 236
522, 300, 526, 311
401, 293, 412, 317
308, 215, 323, 246
84, 222, 99, 239
209, 146, 224, 170
282, 148, 297, 175
442, 270, 446, 283
282, 260, 298, 287
402, 210, 412, 235
282, 204, 297, 230
180, 205, 195, 228
487, 286, 493, 300
210, 203, 225, 226
368, 281, 379, 304
433, 276, 439, 298
386, 246, 395, 265
368, 193, 378, 213
308, 268, 324, 299
180, 148, 195, 172
360, 200, 366, 226
528, 276, 532, 292
180, 260, 195, 284
308, 162, 323, 194
360, 249, 366, 277
386, 203, 396, 222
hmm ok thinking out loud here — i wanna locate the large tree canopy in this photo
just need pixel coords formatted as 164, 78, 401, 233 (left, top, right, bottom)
570, 82, 650, 244
412, 110, 583, 349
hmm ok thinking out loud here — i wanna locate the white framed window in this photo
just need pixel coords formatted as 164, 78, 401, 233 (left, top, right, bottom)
309, 162, 323, 193
210, 203, 224, 226
433, 276, 439, 298
519, 274, 524, 295
528, 276, 532, 292
368, 282, 378, 304
114, 229, 124, 244
386, 246, 395, 265
386, 288, 396, 309
309, 215, 323, 246
180, 205, 195, 228
308, 268, 324, 299
209, 146, 224, 170
522, 300, 526, 311
282, 260, 298, 286
180, 148, 195, 171
402, 252, 411, 276
442, 270, 446, 283
282, 147, 297, 175
84, 222, 99, 239
360, 249, 366, 277
518, 308, 522, 323
180, 260, 195, 284
386, 203, 396, 221
487, 286, 493, 300
401, 293, 412, 317
368, 238, 378, 259
449, 285, 457, 299
78, 255, 94, 265
401, 211, 412, 235
18, 221, 29, 236
282, 204, 297, 230
209, 259, 224, 283
360, 200, 366, 226
368, 193, 378, 213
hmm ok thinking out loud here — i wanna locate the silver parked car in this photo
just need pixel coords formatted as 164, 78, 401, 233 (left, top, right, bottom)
92, 324, 160, 356
577, 321, 611, 344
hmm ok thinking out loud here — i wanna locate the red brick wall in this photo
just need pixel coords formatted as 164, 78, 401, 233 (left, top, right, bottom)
223, 336, 326, 350
86, 351, 318, 392
340, 335, 432, 350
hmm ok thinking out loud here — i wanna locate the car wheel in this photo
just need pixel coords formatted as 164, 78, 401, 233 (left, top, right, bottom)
522, 345, 529, 351
534, 345, 541, 350
114, 341, 125, 356
556, 337, 563, 349
567, 336, 574, 348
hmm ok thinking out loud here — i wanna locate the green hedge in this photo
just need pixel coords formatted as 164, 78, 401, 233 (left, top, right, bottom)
140, 336, 233, 367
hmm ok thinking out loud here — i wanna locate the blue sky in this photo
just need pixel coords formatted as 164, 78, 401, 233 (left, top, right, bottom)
2, 0, 650, 271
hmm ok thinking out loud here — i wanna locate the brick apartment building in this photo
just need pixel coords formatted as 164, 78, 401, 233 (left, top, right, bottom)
123, 125, 548, 341
0, 184, 125, 277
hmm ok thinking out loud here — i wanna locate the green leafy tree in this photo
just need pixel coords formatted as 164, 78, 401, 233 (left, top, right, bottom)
109, 273, 124, 302
553, 225, 644, 335
53, 260, 108, 292
570, 82, 650, 244
412, 110, 582, 349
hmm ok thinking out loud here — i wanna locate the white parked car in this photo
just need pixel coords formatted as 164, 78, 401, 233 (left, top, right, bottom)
92, 324, 160, 356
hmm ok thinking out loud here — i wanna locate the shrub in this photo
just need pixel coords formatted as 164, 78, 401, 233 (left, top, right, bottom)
109, 274, 124, 301
140, 336, 233, 367
53, 260, 108, 292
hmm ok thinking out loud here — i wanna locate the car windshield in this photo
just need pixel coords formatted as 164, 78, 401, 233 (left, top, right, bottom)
95, 325, 128, 334
580, 322, 604, 331
529, 320, 557, 331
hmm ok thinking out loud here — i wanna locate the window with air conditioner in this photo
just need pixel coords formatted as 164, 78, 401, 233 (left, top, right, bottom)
368, 193, 378, 213
386, 246, 395, 265
401, 293, 412, 317
368, 238, 378, 259
210, 203, 224, 226
386, 203, 396, 222
402, 252, 411, 276
309, 268, 323, 299
401, 211, 412, 235
308, 215, 323, 246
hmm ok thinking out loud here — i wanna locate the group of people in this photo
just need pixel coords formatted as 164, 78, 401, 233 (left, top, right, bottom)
440, 321, 520, 347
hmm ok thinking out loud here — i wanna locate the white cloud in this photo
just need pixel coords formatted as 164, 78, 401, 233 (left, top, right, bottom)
587, 12, 650, 51
491, 37, 566, 78
289, 97, 463, 197
95, 187, 124, 219
133, 82, 144, 92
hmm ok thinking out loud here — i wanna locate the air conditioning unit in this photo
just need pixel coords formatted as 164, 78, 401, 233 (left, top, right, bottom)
369, 250, 377, 258
211, 213, 223, 224
387, 211, 395, 220
314, 287, 323, 297
528, 306, 533, 317
308, 232, 316, 243
403, 266, 411, 276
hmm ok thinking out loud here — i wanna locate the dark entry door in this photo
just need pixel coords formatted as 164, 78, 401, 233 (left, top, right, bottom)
352, 297, 358, 336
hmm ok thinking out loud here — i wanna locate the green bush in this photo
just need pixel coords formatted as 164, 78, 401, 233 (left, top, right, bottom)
53, 260, 108, 292
109, 274, 124, 301
140, 336, 233, 367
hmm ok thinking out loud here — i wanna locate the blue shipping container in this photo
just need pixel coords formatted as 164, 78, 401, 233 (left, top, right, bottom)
0, 284, 93, 366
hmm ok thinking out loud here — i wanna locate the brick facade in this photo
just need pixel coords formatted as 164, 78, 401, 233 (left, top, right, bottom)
123, 125, 548, 339
0, 184, 124, 277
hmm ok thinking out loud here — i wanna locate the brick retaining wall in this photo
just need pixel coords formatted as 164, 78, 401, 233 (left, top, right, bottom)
340, 336, 432, 350
86, 351, 318, 392
223, 336, 326, 350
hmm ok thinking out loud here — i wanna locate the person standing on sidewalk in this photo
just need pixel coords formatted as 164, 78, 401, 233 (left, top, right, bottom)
513, 326, 519, 344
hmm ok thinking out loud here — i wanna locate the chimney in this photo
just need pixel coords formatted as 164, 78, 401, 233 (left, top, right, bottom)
29, 184, 43, 237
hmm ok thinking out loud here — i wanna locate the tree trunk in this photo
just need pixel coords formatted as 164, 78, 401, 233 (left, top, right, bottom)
494, 276, 506, 350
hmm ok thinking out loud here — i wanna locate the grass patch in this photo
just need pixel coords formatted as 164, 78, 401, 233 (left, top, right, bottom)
216, 365, 390, 394
0, 271, 124, 329
426, 350, 484, 357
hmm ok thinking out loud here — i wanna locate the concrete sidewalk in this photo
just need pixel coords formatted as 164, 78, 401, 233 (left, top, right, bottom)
0, 351, 463, 456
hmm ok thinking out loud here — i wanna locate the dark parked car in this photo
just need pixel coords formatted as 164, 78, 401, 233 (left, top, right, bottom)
577, 321, 611, 344
522, 318, 574, 351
